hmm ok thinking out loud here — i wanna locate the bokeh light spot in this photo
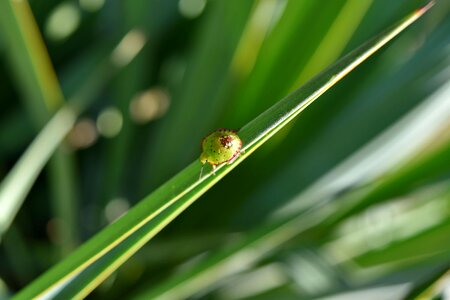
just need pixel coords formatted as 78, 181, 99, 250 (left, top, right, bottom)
45, 2, 81, 41
79, 0, 105, 12
111, 30, 146, 67
66, 118, 98, 149
105, 198, 130, 223
96, 107, 123, 138
129, 88, 170, 124
178, 0, 206, 19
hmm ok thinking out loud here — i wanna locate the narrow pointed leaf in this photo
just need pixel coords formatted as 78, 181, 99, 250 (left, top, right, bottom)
14, 4, 432, 299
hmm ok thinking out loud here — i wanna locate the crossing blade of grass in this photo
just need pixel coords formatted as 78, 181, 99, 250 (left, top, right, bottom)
13, 4, 431, 299
402, 266, 450, 299
0, 107, 76, 240
0, 30, 147, 240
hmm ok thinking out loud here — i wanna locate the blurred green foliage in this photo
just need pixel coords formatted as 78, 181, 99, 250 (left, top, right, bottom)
0, 0, 449, 299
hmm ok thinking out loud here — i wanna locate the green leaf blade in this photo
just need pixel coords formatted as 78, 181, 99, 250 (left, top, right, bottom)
13, 3, 433, 299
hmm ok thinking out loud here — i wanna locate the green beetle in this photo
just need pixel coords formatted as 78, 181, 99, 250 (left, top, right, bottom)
199, 128, 242, 178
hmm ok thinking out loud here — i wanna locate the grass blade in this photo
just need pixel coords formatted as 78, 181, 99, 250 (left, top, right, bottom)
0, 0, 75, 250
402, 267, 450, 299
0, 30, 146, 240
0, 0, 63, 125
137, 96, 450, 300
13, 4, 432, 299
0, 107, 76, 238
141, 0, 255, 190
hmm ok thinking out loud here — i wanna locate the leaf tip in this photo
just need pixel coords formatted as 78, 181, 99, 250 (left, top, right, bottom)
415, 1, 435, 16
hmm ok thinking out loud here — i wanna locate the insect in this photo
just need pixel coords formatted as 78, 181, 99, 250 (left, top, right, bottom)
199, 128, 243, 178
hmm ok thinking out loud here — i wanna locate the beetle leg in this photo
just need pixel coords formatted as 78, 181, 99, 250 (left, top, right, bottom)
199, 164, 204, 180
227, 154, 240, 165
212, 165, 216, 175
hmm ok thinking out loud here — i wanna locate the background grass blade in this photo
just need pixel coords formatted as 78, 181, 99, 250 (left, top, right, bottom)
0, 27, 146, 242
99, 0, 181, 226
0, 107, 76, 239
0, 0, 77, 252
402, 266, 450, 299
135, 47, 450, 299
140, 0, 256, 191
136, 116, 450, 300
0, 0, 63, 124
234, 1, 447, 228
12, 5, 432, 299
